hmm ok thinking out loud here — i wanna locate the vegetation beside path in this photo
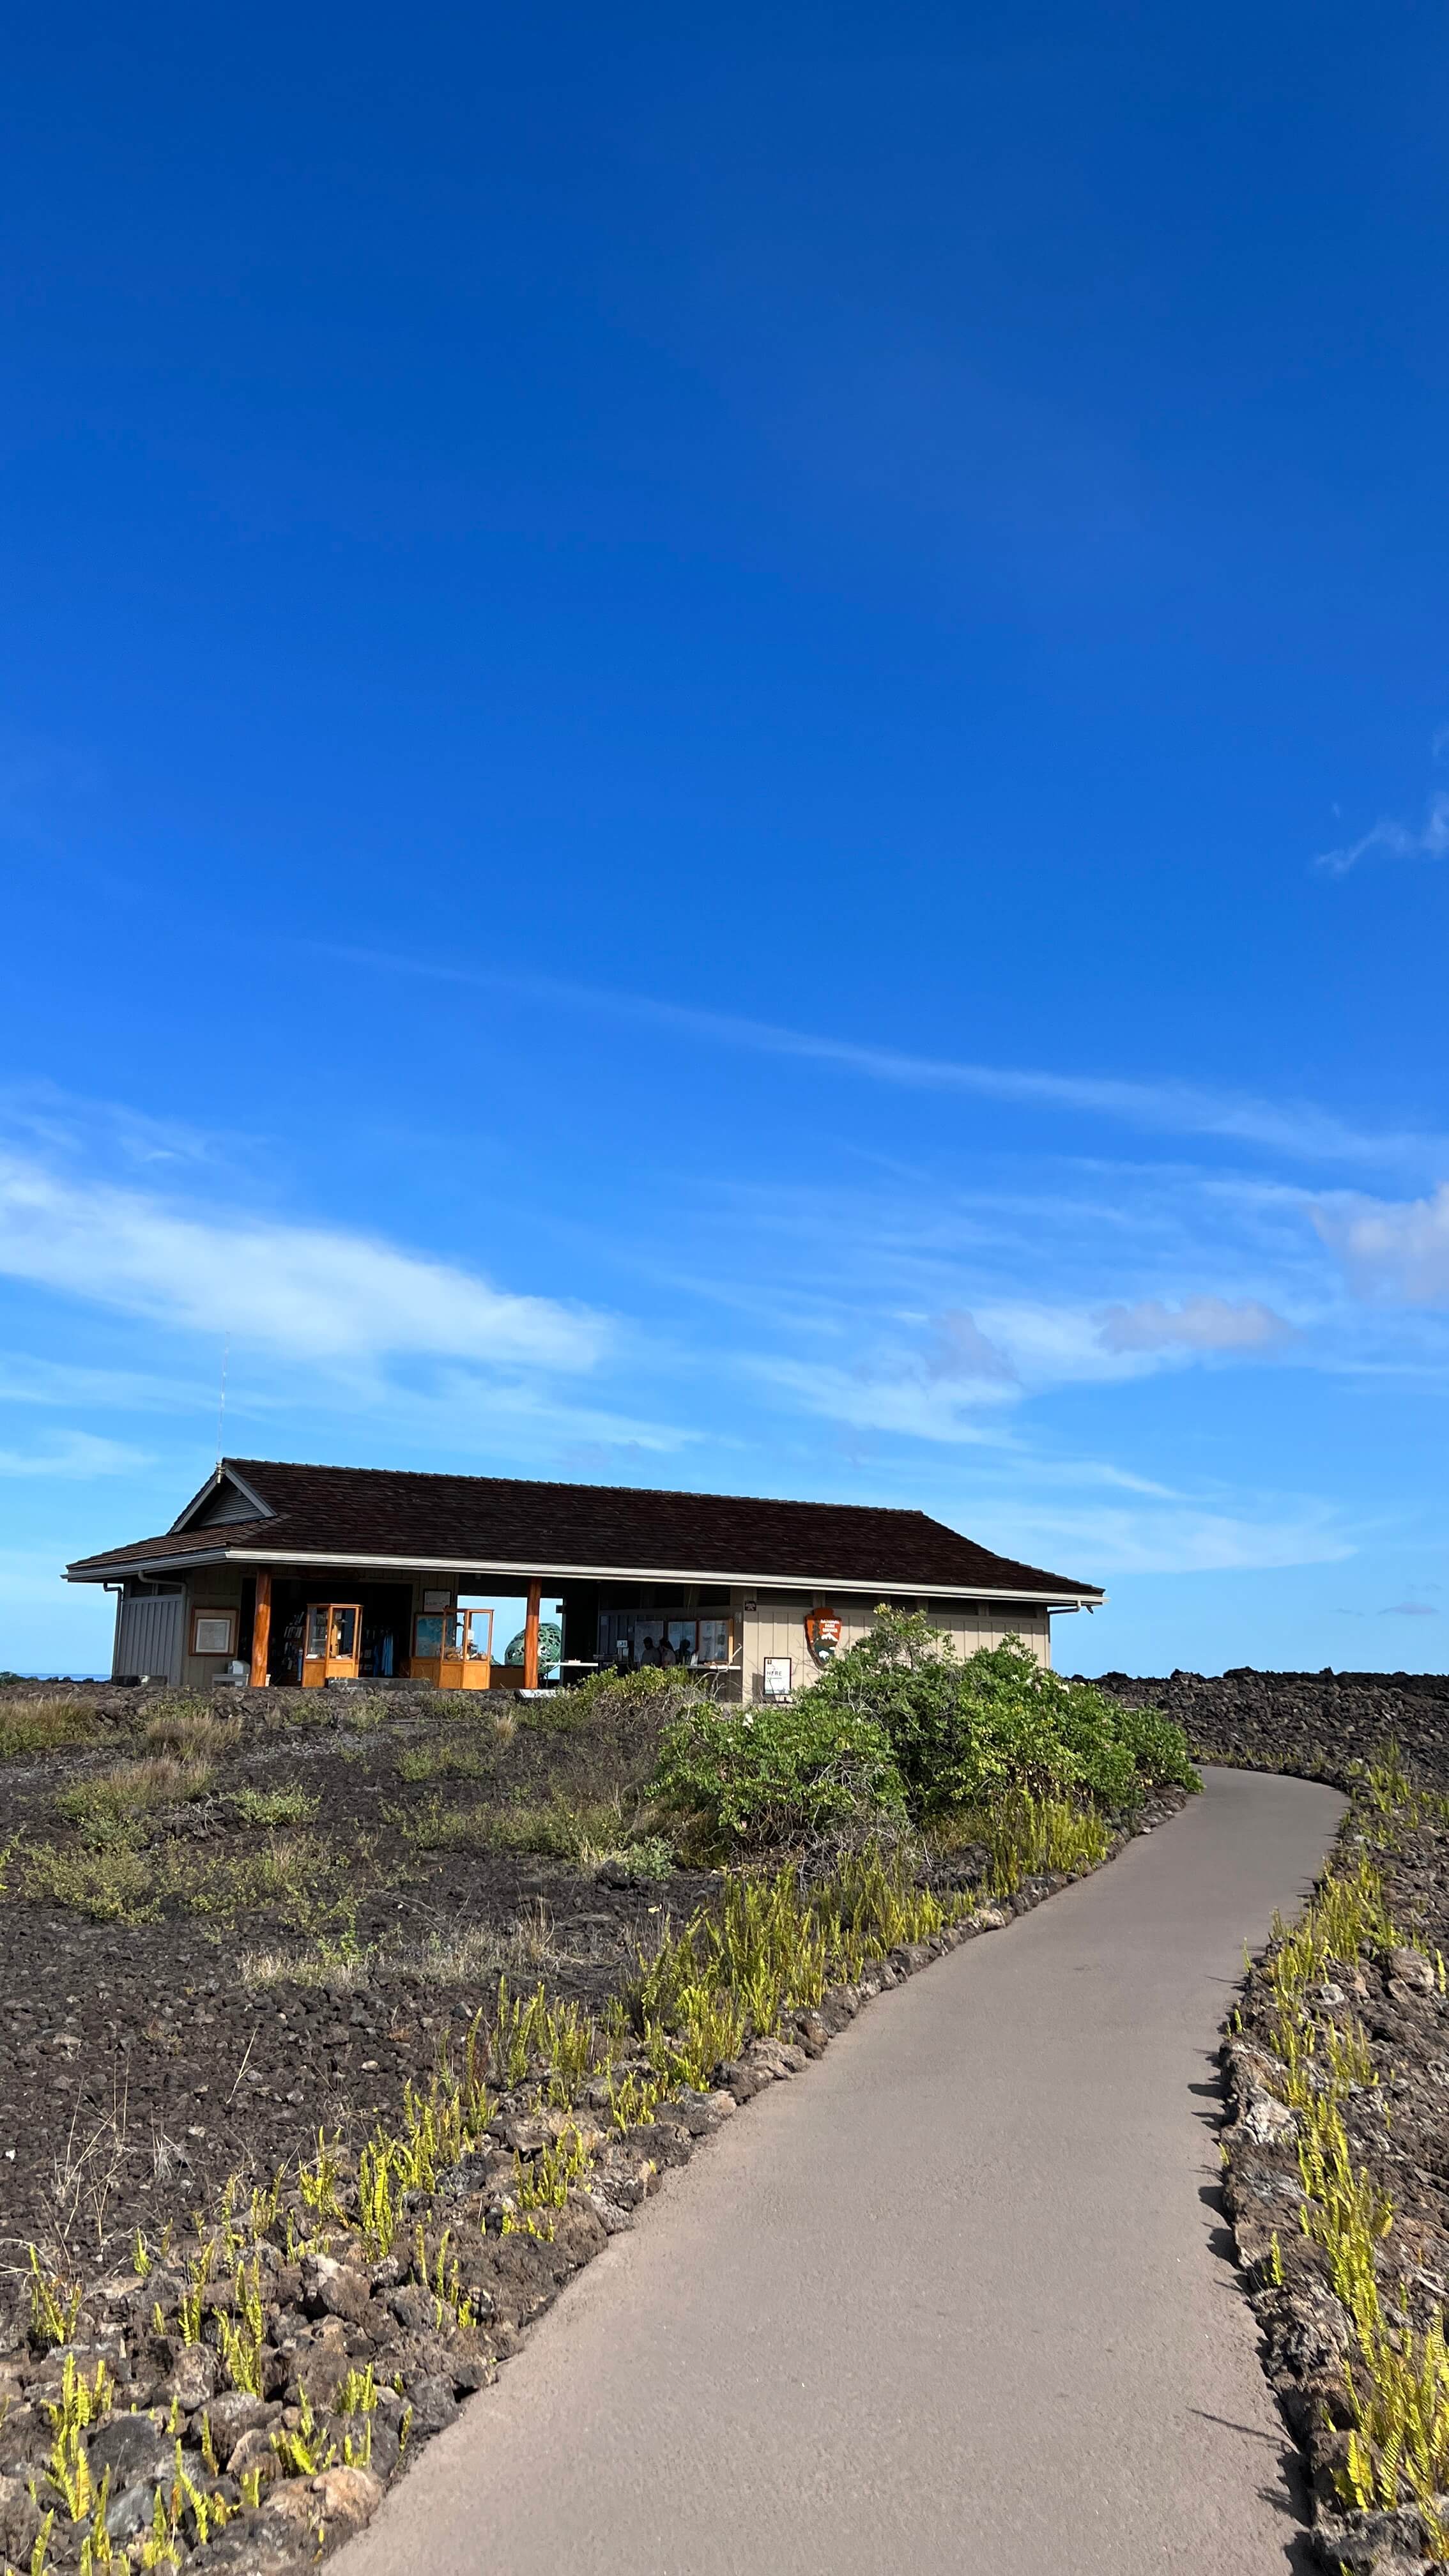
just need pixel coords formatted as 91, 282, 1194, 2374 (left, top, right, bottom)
1223, 1749, 1449, 2573
0, 1624, 1193, 2574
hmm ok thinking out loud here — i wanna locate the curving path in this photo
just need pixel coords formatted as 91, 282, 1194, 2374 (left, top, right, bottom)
337, 1766, 1343, 2576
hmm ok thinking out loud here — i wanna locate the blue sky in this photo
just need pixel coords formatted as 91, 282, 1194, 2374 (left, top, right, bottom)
4, 0, 1449, 1677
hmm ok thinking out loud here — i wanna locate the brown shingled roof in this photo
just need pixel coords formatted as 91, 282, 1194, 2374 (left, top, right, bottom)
65, 1457, 1102, 1600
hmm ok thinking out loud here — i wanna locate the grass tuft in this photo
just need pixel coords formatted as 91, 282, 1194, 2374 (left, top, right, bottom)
56, 1756, 215, 1828
1244, 1745, 1449, 2532
0, 1698, 98, 1761
142, 1703, 241, 1761
388, 1790, 661, 1862
926, 1790, 1111, 1892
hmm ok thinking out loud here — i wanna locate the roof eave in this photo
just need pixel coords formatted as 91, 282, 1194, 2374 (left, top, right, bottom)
64, 1542, 1103, 1605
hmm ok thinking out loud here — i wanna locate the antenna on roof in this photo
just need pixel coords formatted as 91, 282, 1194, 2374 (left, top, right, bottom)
215, 1333, 229, 1473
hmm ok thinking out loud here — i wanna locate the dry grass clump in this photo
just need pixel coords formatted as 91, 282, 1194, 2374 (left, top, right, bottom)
56, 1755, 215, 1828
403, 1900, 568, 1982
143, 1703, 241, 1761
239, 1942, 372, 1991
266, 1688, 390, 1733
395, 1710, 518, 1782
0, 1698, 98, 1761
240, 1899, 579, 1991
388, 1790, 663, 1865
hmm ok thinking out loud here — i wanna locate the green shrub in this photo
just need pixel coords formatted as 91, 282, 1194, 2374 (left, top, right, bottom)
20, 1826, 359, 1928
808, 1613, 1196, 1816
229, 1784, 320, 1827
649, 1698, 906, 1859
590, 1833, 675, 1883
1110, 1699, 1202, 1792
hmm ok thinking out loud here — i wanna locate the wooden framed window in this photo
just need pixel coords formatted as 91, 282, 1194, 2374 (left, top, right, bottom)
190, 1607, 238, 1658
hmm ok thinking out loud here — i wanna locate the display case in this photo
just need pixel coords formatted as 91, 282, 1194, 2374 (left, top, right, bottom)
409, 1605, 494, 1690
300, 1602, 363, 1688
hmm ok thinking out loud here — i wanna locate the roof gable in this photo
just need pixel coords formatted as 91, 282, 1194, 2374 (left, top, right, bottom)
172, 1467, 275, 1531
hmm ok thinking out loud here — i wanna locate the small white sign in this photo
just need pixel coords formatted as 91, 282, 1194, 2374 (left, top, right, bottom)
422, 1588, 450, 1611
762, 1655, 792, 1701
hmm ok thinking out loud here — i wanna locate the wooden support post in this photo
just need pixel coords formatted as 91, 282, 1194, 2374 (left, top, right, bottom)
250, 1570, 272, 1689
523, 1579, 542, 1690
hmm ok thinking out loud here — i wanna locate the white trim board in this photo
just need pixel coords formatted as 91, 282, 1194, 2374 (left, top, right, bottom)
66, 1546, 1100, 1606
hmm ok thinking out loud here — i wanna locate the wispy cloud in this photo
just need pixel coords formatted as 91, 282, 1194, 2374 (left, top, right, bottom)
0, 1432, 150, 1477
1317, 790, 1449, 878
975, 1498, 1353, 1577
748, 1356, 1018, 1445
1382, 1598, 1439, 1617
0, 1082, 221, 1171
1095, 1294, 1294, 1354
924, 1309, 1018, 1383
1314, 1183, 1449, 1305
0, 1149, 607, 1372
327, 947, 1448, 1176
0, 1353, 236, 1414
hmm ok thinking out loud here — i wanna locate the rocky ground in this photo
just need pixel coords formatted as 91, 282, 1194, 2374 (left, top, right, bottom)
1092, 1666, 1449, 1792
0, 1679, 708, 2309
0, 1673, 1188, 2573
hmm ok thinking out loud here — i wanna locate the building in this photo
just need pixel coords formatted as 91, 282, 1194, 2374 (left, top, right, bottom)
64, 1458, 1105, 1698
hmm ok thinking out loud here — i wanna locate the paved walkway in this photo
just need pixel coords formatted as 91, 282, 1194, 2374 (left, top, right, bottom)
337, 1766, 1344, 2576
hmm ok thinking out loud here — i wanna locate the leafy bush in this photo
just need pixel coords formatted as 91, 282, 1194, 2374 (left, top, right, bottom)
649, 1698, 907, 1859
809, 1613, 1196, 1816
229, 1784, 320, 1827
590, 1832, 675, 1883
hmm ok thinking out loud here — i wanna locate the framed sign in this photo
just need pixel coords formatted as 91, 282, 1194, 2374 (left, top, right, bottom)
762, 1655, 792, 1701
422, 1588, 450, 1611
190, 1608, 238, 1658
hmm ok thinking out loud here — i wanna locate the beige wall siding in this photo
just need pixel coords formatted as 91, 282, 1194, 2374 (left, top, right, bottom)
739, 1591, 1052, 1699
178, 1570, 247, 1690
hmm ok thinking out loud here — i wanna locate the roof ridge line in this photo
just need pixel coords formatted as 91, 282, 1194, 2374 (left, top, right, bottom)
221, 1457, 933, 1519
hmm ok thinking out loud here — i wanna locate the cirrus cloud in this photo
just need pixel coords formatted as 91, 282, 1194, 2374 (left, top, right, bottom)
1314, 1183, 1449, 1305
1094, 1294, 1294, 1354
1317, 790, 1449, 878
0, 1149, 606, 1372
